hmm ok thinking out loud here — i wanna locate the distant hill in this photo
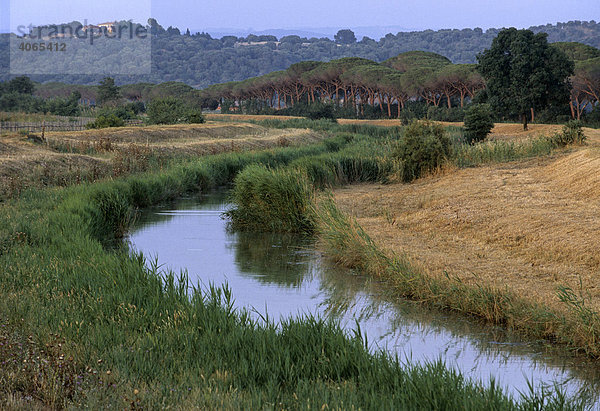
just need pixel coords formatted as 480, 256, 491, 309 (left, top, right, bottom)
200, 25, 417, 41
1, 20, 599, 88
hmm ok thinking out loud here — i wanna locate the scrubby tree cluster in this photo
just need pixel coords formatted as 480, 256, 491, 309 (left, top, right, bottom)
0, 76, 81, 115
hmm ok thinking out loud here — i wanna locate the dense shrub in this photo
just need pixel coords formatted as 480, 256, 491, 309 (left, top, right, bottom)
43, 91, 81, 116
96, 106, 136, 120
399, 101, 429, 125
426, 106, 466, 122
148, 97, 205, 124
86, 115, 125, 129
306, 103, 337, 122
547, 120, 586, 147
535, 104, 572, 124
147, 97, 187, 124
124, 101, 146, 115
583, 106, 600, 128
463, 104, 495, 144
0, 92, 43, 113
185, 108, 206, 124
393, 120, 451, 182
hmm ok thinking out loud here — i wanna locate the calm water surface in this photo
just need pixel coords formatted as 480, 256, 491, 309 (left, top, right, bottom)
127, 192, 600, 406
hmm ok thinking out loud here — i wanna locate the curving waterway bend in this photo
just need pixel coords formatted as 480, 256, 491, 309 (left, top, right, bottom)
126, 191, 600, 406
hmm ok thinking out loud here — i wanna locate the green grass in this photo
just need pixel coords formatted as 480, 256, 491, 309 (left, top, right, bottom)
226, 165, 316, 233
1, 119, 594, 408
0, 134, 586, 408
451, 137, 557, 168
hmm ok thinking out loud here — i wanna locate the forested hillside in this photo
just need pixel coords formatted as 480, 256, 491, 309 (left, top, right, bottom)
1, 20, 599, 88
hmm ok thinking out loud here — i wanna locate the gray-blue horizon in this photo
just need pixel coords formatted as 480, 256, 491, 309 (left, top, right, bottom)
4, 0, 600, 36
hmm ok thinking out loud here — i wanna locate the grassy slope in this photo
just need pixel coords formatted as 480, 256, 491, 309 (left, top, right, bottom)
333, 129, 600, 309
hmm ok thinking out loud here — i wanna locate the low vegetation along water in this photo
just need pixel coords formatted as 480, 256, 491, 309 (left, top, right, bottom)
127, 191, 600, 407
2, 122, 597, 407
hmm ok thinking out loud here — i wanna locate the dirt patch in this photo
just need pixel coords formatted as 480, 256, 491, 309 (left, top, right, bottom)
334, 144, 600, 312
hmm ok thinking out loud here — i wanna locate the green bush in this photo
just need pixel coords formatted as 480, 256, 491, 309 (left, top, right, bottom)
547, 120, 586, 147
124, 101, 146, 115
147, 97, 187, 124
306, 103, 337, 122
96, 106, 136, 120
148, 97, 205, 125
85, 115, 125, 129
184, 108, 206, 124
393, 120, 451, 182
463, 104, 495, 144
426, 105, 465, 122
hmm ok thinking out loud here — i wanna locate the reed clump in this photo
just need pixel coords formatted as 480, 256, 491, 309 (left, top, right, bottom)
226, 165, 316, 233
225, 135, 398, 233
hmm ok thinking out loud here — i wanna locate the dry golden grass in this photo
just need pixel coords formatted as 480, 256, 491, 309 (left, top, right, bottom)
334, 128, 600, 313
205, 113, 301, 122
0, 122, 323, 200
44, 121, 321, 153
47, 122, 289, 143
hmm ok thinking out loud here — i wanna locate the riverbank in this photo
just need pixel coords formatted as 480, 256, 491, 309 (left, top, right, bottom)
224, 120, 600, 359
1, 129, 564, 409
331, 127, 600, 311
1, 119, 593, 408
322, 128, 600, 356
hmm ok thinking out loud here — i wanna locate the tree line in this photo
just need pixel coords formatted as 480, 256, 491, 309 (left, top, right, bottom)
199, 37, 600, 126
2, 32, 598, 127
200, 52, 484, 119
1, 20, 599, 88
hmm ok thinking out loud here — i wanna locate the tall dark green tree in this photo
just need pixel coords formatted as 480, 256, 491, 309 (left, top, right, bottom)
477, 28, 574, 130
97, 77, 121, 106
334, 30, 357, 45
1, 76, 35, 95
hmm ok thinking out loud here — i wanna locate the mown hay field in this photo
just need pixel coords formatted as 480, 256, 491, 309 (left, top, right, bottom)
334, 127, 600, 313
0, 121, 322, 200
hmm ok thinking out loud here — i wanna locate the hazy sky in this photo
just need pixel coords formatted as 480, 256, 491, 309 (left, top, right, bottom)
5, 0, 600, 33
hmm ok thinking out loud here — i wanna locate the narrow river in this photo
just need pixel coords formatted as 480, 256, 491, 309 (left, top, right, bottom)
126, 191, 600, 406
